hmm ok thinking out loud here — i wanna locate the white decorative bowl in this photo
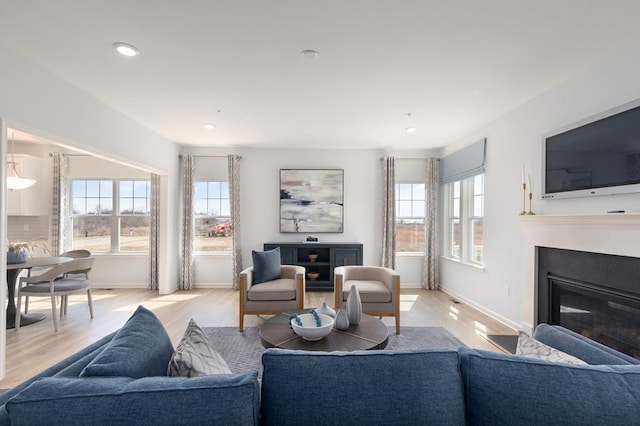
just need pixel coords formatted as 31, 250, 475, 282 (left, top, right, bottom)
291, 313, 334, 341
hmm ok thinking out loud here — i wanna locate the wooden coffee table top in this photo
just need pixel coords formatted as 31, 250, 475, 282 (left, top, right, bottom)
260, 310, 389, 351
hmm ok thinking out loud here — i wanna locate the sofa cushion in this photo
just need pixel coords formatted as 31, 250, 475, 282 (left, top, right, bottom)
261, 348, 466, 426
168, 319, 232, 377
343, 280, 391, 303
5, 373, 259, 425
516, 331, 586, 365
533, 323, 639, 365
80, 305, 174, 378
248, 278, 296, 301
252, 247, 281, 284
459, 347, 640, 425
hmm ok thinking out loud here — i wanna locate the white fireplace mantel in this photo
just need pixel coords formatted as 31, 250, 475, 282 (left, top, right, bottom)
517, 213, 640, 333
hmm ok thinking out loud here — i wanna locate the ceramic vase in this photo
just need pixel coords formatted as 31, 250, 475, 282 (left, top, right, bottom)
334, 308, 350, 330
7, 247, 29, 264
347, 285, 362, 325
317, 302, 336, 318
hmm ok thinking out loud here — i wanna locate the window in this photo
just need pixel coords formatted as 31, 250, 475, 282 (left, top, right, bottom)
470, 174, 484, 263
395, 183, 425, 253
71, 179, 150, 253
450, 181, 461, 259
119, 180, 151, 252
194, 181, 232, 252
445, 174, 484, 266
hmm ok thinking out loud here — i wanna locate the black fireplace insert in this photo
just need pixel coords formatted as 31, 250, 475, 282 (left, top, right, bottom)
537, 247, 640, 359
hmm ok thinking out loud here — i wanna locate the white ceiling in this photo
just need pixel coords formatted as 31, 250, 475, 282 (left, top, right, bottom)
2, 0, 640, 150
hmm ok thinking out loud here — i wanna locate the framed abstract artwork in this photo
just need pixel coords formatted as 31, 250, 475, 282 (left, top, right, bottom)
280, 169, 344, 233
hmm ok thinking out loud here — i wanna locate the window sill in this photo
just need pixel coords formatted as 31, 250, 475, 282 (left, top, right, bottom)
396, 252, 425, 258
194, 252, 232, 256
441, 256, 485, 271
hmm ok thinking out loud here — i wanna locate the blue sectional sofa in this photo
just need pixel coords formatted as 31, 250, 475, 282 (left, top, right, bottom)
0, 307, 638, 425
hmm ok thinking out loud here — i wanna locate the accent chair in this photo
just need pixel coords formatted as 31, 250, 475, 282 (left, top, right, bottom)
239, 265, 305, 332
334, 265, 400, 334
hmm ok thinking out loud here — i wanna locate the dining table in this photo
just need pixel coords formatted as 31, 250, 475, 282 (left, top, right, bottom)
5, 256, 73, 329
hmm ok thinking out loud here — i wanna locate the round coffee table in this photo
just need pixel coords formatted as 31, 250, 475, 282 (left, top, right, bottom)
260, 311, 389, 351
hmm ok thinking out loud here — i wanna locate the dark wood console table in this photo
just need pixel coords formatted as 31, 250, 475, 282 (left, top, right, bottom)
264, 242, 363, 290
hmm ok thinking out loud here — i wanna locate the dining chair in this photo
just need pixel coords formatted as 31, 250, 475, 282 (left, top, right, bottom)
16, 257, 95, 332
24, 249, 92, 315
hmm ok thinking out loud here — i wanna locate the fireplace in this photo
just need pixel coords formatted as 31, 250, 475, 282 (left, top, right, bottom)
537, 247, 640, 359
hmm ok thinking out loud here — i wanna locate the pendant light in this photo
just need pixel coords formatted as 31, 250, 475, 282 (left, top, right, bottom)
6, 132, 36, 190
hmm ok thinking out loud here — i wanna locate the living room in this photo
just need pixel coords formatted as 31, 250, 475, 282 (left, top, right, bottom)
2, 0, 640, 396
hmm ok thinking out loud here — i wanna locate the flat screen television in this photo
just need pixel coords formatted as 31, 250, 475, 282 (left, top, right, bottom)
543, 99, 640, 199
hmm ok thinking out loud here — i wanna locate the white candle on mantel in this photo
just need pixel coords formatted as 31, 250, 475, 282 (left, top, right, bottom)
528, 173, 533, 192
521, 165, 525, 184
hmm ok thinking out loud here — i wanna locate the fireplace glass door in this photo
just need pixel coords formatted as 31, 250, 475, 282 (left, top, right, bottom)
550, 276, 640, 359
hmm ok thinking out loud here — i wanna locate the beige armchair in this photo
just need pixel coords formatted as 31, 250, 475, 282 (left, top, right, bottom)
334, 265, 400, 334
239, 265, 305, 332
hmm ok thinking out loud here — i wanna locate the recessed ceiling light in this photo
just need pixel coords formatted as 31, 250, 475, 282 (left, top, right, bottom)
405, 127, 417, 133
300, 49, 319, 60
204, 123, 216, 130
113, 42, 140, 57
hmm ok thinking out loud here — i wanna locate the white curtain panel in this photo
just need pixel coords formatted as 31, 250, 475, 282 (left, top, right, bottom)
180, 154, 195, 290
423, 158, 440, 290
50, 153, 68, 256
228, 155, 242, 290
149, 173, 161, 291
381, 156, 396, 269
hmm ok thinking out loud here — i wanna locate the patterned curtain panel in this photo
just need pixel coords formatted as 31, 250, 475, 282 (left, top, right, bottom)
50, 153, 68, 256
228, 155, 242, 290
180, 155, 195, 290
381, 156, 396, 269
423, 158, 440, 290
149, 173, 161, 291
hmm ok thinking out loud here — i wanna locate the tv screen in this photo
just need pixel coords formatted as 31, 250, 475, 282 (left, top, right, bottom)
543, 101, 640, 199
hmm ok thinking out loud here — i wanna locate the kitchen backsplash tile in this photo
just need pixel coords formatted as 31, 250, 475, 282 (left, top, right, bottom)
7, 216, 50, 243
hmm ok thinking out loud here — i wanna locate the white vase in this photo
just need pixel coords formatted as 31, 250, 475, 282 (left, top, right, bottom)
334, 308, 350, 330
347, 285, 362, 325
317, 302, 336, 318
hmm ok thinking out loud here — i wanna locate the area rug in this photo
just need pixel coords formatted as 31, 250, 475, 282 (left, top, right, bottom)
204, 326, 464, 377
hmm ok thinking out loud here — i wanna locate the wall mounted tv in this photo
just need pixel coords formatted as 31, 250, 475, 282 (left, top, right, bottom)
543, 99, 640, 199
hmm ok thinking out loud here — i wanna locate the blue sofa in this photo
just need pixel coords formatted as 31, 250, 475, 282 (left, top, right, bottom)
1, 308, 638, 425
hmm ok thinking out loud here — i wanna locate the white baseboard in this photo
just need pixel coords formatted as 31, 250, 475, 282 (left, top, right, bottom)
401, 282, 423, 288
92, 283, 148, 289
194, 283, 233, 289
439, 286, 520, 332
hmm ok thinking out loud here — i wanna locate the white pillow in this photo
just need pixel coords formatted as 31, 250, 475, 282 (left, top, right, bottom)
167, 319, 232, 377
516, 331, 587, 365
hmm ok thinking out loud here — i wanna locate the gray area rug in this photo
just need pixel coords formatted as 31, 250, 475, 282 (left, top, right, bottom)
204, 326, 464, 377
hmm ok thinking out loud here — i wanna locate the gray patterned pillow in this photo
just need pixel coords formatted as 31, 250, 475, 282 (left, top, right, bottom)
516, 331, 587, 365
167, 319, 232, 377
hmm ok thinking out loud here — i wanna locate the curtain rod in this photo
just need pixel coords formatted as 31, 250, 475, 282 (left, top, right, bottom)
178, 154, 242, 159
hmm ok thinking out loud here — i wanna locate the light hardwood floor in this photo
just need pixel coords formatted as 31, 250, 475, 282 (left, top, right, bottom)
2, 287, 515, 389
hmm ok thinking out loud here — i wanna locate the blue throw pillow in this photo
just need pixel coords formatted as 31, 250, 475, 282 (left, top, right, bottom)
80, 305, 174, 378
252, 247, 281, 284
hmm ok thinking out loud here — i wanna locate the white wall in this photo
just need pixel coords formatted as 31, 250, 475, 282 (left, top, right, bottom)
0, 46, 182, 294
184, 147, 438, 287
440, 41, 640, 330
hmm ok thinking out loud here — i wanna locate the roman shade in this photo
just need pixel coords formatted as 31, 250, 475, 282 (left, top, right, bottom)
440, 138, 486, 184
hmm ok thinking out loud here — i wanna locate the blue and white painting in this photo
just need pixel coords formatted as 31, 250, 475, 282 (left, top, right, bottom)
280, 169, 344, 233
